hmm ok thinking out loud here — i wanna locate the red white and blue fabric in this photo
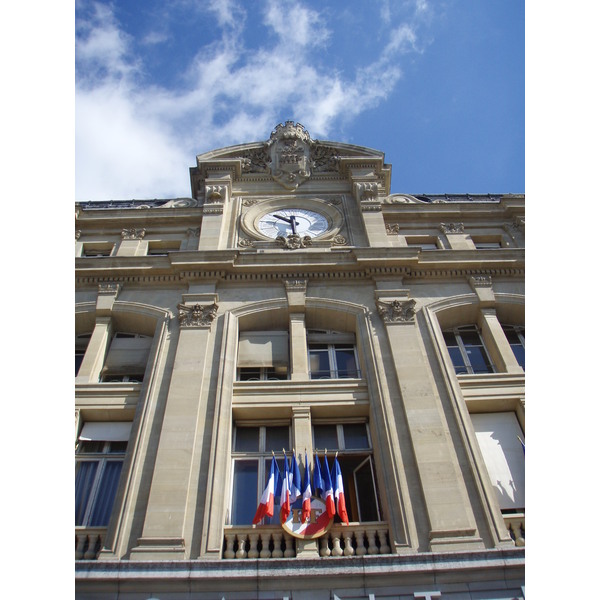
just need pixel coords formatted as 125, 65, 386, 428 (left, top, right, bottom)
290, 451, 302, 504
301, 451, 312, 523
321, 454, 335, 518
252, 455, 279, 524
332, 456, 349, 525
280, 454, 291, 522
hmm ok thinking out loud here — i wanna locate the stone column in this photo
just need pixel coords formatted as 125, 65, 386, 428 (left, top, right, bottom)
75, 283, 120, 383
130, 296, 218, 560
375, 289, 484, 551
440, 223, 474, 250
468, 276, 523, 374
285, 280, 309, 381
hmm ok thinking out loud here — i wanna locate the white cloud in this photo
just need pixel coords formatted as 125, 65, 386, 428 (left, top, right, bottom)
75, 0, 433, 201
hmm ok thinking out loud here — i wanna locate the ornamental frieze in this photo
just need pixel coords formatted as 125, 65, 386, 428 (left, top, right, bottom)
376, 298, 417, 324
177, 303, 218, 328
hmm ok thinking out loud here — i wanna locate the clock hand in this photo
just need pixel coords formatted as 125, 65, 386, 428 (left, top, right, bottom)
273, 214, 298, 234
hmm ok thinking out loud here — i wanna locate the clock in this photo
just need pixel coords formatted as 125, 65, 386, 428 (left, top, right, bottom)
258, 208, 329, 239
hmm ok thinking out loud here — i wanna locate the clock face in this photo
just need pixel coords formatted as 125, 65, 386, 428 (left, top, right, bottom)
258, 209, 329, 239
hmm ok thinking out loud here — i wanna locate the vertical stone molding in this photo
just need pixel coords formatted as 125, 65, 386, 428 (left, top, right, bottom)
289, 312, 309, 381
479, 308, 523, 374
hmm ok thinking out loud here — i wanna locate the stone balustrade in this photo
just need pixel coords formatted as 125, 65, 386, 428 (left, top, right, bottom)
503, 512, 525, 546
75, 527, 106, 560
223, 522, 392, 559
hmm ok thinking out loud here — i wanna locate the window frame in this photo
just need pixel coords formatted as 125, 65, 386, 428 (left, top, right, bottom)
443, 325, 496, 375
501, 324, 525, 370
307, 330, 360, 380
312, 421, 381, 522
75, 439, 128, 528
229, 423, 291, 525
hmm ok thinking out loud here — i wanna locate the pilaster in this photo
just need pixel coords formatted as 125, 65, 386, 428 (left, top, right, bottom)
197, 174, 233, 250
353, 179, 391, 247
117, 228, 147, 256
130, 294, 218, 560
439, 223, 474, 250
375, 287, 484, 552
285, 280, 309, 381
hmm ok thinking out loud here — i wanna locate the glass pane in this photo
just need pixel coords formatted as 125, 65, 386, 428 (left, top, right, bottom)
502, 327, 522, 345
353, 458, 380, 522
459, 329, 482, 346
313, 425, 338, 450
75, 353, 84, 376
107, 441, 128, 454
334, 348, 358, 378
231, 460, 258, 525
265, 426, 289, 453
511, 344, 525, 370
309, 349, 331, 379
75, 461, 98, 525
447, 346, 467, 373
343, 424, 369, 449
443, 331, 458, 347
89, 461, 123, 526
465, 346, 493, 373
238, 368, 261, 381
234, 427, 260, 452
77, 441, 105, 454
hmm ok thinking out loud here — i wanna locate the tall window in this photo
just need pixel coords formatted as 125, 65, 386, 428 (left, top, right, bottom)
471, 412, 525, 511
307, 330, 360, 379
75, 422, 131, 527
443, 325, 495, 375
313, 422, 380, 522
230, 424, 290, 525
237, 331, 289, 381
502, 324, 525, 370
101, 332, 152, 382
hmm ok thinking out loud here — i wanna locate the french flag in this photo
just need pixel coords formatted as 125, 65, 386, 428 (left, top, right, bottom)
313, 451, 324, 498
252, 455, 280, 524
332, 455, 349, 525
321, 453, 335, 519
290, 451, 302, 504
280, 453, 291, 522
301, 451, 312, 523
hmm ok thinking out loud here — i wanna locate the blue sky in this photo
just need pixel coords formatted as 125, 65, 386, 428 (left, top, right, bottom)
75, 0, 524, 201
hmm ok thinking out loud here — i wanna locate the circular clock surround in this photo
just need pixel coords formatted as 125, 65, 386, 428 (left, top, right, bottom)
240, 197, 344, 242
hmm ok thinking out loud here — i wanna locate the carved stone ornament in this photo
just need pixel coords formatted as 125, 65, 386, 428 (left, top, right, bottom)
186, 227, 200, 237
386, 223, 400, 235
238, 237, 255, 248
276, 234, 313, 249
469, 275, 493, 288
98, 282, 121, 296
205, 185, 227, 203
177, 303, 218, 328
439, 223, 464, 234
376, 298, 417, 323
121, 228, 146, 240
267, 122, 313, 190
332, 234, 347, 246
75, 229, 81, 240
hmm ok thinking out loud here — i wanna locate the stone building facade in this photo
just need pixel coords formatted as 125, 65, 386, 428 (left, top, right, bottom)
75, 122, 525, 599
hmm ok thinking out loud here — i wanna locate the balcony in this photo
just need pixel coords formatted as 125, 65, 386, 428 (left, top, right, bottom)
223, 522, 393, 559
503, 512, 525, 546
75, 527, 106, 560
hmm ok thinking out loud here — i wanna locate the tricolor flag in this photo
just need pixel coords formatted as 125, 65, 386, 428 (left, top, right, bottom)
252, 455, 280, 524
301, 451, 312, 523
321, 453, 335, 518
313, 451, 324, 498
290, 451, 302, 504
332, 455, 349, 525
280, 453, 291, 522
